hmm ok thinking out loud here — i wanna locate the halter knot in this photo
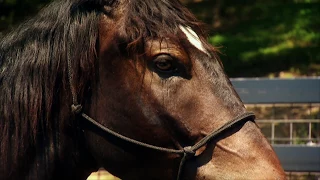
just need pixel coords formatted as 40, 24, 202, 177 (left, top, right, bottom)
183, 146, 195, 158
71, 104, 83, 114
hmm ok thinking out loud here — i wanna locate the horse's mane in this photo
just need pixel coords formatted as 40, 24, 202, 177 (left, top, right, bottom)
0, 0, 101, 176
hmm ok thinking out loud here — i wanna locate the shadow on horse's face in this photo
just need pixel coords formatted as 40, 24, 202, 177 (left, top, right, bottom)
82, 1, 286, 179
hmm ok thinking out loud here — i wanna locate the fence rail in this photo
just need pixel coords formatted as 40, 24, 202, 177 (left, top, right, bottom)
231, 77, 320, 104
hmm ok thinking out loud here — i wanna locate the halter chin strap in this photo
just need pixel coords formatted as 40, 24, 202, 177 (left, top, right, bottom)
67, 56, 255, 180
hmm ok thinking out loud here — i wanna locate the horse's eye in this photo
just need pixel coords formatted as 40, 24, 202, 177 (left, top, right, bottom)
149, 54, 189, 79
154, 55, 176, 73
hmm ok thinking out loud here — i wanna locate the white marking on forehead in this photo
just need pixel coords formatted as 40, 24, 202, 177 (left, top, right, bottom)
179, 25, 210, 57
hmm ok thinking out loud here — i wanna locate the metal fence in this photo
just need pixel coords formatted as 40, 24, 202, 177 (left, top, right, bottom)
231, 78, 320, 145
257, 118, 320, 145
231, 78, 320, 174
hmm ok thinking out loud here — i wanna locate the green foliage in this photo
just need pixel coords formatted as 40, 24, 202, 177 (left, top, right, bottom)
186, 0, 320, 77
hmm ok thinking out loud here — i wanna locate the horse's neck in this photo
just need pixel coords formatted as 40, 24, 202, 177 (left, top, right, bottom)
4, 131, 96, 180
47, 135, 97, 180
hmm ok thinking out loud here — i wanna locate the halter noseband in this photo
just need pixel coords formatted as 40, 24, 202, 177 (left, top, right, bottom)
67, 57, 255, 180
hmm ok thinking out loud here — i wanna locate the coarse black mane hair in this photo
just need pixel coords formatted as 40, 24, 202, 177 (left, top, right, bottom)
0, 0, 101, 178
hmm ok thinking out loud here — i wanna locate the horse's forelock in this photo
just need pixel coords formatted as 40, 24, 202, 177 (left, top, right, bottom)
120, 0, 207, 54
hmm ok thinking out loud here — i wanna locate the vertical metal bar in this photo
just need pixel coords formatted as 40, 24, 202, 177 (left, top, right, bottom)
309, 122, 312, 142
308, 103, 312, 143
271, 103, 275, 145
290, 122, 293, 145
271, 122, 275, 145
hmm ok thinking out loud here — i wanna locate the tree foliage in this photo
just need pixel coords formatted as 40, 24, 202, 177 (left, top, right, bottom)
185, 0, 320, 77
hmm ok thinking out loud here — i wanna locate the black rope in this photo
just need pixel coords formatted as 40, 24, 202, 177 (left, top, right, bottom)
67, 52, 78, 106
71, 104, 83, 114
81, 113, 184, 154
176, 146, 195, 180
191, 112, 255, 151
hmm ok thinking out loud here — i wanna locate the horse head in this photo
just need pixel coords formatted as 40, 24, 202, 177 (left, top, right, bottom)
0, 0, 286, 179
83, 0, 286, 179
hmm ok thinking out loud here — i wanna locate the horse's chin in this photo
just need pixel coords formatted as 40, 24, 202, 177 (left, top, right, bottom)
195, 162, 217, 180
193, 163, 285, 180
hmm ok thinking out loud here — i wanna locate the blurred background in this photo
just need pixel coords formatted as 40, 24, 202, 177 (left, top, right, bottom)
1, 0, 319, 78
1, 0, 319, 179
182, 0, 320, 78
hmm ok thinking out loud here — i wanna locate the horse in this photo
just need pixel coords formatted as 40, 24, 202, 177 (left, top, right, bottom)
0, 0, 286, 179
